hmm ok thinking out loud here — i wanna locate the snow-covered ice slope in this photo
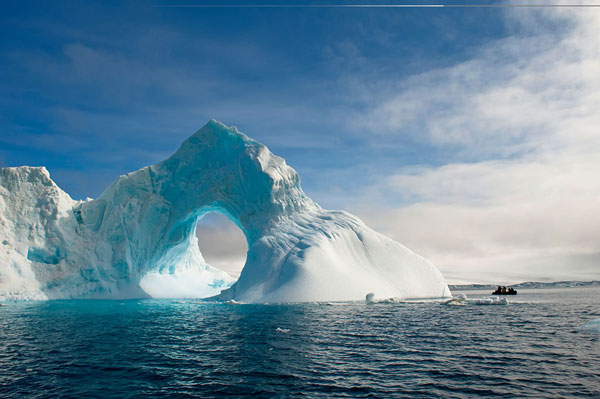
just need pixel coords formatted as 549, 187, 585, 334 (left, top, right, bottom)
0, 166, 76, 300
0, 120, 451, 302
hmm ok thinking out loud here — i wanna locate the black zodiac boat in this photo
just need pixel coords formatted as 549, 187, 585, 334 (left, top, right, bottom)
492, 286, 517, 295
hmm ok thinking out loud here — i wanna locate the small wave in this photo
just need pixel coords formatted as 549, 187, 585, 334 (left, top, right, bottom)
276, 327, 291, 333
580, 318, 600, 333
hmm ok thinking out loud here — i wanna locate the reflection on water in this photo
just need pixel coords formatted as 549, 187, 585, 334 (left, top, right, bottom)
0, 287, 599, 398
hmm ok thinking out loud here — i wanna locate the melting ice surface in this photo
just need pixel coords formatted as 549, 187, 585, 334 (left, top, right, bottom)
0, 120, 450, 302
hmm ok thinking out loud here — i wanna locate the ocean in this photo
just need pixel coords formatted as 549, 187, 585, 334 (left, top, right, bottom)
1, 287, 599, 398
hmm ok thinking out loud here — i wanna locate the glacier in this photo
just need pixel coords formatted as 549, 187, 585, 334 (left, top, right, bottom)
0, 120, 451, 302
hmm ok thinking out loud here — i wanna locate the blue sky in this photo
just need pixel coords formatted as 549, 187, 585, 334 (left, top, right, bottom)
2, 1, 599, 283
0, 0, 508, 200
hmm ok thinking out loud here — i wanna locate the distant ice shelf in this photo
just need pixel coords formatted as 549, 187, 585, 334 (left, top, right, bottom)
449, 281, 600, 291
0, 120, 451, 302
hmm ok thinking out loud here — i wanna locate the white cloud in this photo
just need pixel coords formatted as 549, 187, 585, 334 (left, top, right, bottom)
364, 7, 600, 154
351, 6, 600, 283
356, 157, 600, 283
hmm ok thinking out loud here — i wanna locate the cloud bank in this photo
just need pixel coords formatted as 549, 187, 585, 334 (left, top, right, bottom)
352, 5, 600, 283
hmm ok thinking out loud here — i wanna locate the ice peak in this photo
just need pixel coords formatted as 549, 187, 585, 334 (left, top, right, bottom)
0, 165, 58, 189
168, 120, 258, 165
191, 119, 251, 143
1, 165, 49, 175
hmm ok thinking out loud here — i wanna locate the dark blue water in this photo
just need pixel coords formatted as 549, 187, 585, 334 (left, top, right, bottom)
1, 287, 599, 398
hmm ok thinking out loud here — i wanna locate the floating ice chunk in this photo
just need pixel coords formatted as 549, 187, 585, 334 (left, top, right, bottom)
276, 327, 291, 333
442, 294, 508, 306
442, 294, 467, 306
365, 292, 402, 304
379, 297, 402, 303
470, 296, 508, 305
581, 318, 600, 333
224, 299, 241, 305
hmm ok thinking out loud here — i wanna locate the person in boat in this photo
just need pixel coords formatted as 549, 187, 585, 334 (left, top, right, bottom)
493, 286, 517, 295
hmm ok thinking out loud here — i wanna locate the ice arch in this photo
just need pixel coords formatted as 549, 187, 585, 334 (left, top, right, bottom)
138, 209, 246, 299
0, 120, 451, 302
74, 120, 313, 298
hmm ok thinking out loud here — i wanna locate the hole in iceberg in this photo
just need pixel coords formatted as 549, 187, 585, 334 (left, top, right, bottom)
139, 210, 247, 299
195, 212, 248, 282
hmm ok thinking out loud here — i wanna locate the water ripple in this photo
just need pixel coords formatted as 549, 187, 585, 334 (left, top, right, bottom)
0, 288, 599, 398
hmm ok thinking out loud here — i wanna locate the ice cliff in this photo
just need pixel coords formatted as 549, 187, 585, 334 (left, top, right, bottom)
0, 120, 451, 302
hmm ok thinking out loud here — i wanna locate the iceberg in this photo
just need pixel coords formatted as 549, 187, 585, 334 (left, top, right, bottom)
0, 120, 451, 302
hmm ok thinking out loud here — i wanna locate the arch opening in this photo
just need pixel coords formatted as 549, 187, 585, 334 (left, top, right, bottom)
195, 212, 248, 281
138, 208, 248, 299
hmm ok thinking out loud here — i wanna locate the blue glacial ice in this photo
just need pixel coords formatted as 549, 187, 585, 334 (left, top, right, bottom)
0, 120, 451, 302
